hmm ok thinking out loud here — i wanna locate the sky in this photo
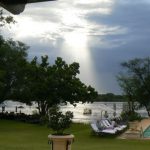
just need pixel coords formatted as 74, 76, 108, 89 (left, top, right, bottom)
1, 0, 150, 94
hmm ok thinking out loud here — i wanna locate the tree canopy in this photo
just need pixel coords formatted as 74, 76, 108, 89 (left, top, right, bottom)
0, 42, 98, 116
0, 36, 28, 104
20, 56, 98, 116
0, 9, 98, 117
117, 57, 150, 116
0, 9, 15, 28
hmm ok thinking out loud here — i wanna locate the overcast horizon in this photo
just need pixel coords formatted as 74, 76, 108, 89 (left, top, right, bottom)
1, 0, 150, 94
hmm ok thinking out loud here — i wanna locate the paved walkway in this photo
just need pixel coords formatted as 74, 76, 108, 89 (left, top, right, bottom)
118, 118, 150, 139
138, 118, 150, 131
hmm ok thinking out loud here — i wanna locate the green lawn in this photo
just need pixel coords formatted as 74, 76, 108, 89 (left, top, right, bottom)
0, 120, 150, 150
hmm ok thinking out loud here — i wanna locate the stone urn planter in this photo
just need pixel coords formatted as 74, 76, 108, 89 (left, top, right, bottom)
48, 107, 74, 150
48, 134, 74, 150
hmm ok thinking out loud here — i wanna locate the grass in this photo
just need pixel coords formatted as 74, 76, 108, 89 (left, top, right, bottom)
0, 120, 150, 150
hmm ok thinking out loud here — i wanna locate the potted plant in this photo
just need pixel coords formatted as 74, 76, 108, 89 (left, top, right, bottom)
48, 106, 74, 150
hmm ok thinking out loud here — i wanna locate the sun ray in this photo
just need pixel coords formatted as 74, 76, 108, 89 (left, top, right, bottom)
61, 30, 98, 89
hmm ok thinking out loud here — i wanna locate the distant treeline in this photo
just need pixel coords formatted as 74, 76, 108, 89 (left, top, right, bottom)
94, 93, 125, 102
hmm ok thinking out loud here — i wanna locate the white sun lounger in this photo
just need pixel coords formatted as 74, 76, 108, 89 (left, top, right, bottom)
101, 120, 114, 129
91, 123, 117, 135
102, 119, 127, 131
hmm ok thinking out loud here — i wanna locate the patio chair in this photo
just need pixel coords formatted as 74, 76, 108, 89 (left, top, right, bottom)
101, 119, 114, 129
103, 119, 127, 131
90, 123, 117, 135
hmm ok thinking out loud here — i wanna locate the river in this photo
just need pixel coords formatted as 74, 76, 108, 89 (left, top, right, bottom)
0, 101, 148, 123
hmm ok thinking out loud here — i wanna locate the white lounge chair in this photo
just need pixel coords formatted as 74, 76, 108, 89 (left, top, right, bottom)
108, 119, 127, 130
101, 120, 114, 129
103, 119, 127, 132
90, 123, 117, 135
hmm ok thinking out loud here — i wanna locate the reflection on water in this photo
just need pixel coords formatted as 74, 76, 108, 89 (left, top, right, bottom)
60, 102, 148, 123
60, 102, 123, 123
0, 101, 148, 123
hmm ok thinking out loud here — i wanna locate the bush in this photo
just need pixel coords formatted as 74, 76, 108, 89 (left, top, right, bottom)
48, 107, 73, 135
0, 112, 41, 124
121, 111, 142, 121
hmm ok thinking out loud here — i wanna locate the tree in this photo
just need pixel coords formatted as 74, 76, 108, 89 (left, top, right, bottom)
94, 93, 124, 102
21, 56, 98, 116
0, 36, 28, 104
117, 75, 137, 113
0, 9, 28, 104
0, 9, 15, 28
117, 57, 150, 116
0, 8, 26, 104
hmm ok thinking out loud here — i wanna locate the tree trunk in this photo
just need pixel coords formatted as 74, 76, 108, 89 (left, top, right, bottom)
147, 110, 150, 117
145, 106, 150, 117
38, 101, 49, 117
128, 101, 131, 112
131, 100, 135, 113
128, 95, 135, 113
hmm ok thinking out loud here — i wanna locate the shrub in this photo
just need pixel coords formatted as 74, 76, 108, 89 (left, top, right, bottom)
121, 111, 142, 121
48, 107, 73, 135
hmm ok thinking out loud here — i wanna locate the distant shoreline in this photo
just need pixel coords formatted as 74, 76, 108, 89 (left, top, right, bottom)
94, 93, 125, 102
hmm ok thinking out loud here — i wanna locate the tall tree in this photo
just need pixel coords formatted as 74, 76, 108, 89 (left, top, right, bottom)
117, 75, 137, 113
21, 56, 98, 116
0, 37, 28, 103
117, 57, 150, 116
0, 9, 27, 104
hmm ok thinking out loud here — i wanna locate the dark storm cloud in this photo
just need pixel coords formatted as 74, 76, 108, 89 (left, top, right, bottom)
3, 0, 150, 94
82, 1, 150, 93
28, 1, 150, 94
86, 1, 150, 40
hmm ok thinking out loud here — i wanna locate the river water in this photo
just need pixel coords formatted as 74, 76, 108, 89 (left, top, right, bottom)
0, 101, 148, 123
60, 102, 148, 123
